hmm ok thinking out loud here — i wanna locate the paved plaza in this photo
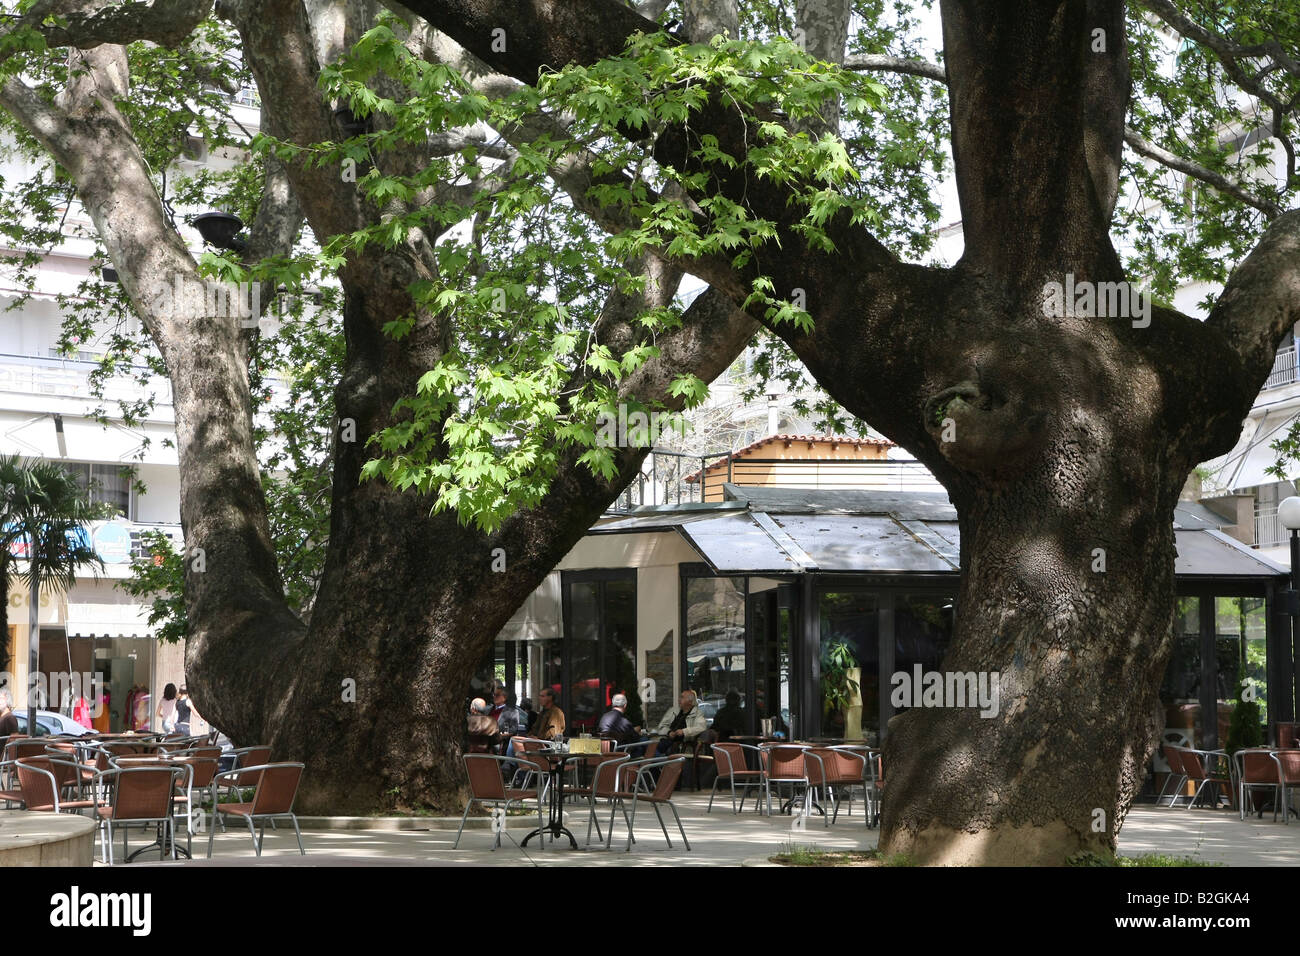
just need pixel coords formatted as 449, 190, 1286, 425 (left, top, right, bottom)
117, 796, 1300, 867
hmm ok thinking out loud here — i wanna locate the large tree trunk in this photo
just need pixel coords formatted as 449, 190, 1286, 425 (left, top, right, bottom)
881, 391, 1188, 863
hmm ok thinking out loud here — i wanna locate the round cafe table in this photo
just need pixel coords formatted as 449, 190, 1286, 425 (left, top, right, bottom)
520, 749, 587, 850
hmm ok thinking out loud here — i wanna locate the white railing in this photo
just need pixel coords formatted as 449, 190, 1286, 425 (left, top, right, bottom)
0, 355, 173, 405
1256, 506, 1286, 548
1265, 346, 1298, 389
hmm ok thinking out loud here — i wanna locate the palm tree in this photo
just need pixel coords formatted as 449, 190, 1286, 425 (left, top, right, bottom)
0, 456, 105, 710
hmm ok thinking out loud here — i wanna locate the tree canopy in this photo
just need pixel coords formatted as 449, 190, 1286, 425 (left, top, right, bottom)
0, 0, 1297, 862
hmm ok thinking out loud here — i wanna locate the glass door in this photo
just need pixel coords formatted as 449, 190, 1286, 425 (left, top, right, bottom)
562, 571, 637, 734
748, 588, 791, 738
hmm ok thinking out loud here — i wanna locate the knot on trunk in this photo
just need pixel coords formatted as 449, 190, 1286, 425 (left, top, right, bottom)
923, 380, 1046, 476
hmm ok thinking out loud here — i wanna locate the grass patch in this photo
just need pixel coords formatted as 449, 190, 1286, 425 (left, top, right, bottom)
1068, 852, 1222, 867
772, 847, 1220, 867
769, 842, 907, 867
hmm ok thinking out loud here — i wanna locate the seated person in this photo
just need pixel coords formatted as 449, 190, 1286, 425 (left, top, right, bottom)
503, 687, 567, 776
596, 693, 642, 745
710, 690, 746, 740
527, 687, 566, 741
467, 698, 497, 752
495, 688, 528, 739
488, 683, 508, 723
654, 690, 708, 755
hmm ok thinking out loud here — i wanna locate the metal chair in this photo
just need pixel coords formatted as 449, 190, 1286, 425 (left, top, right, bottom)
817, 746, 872, 826
1272, 749, 1300, 824
13, 756, 96, 814
1167, 746, 1232, 810
761, 744, 824, 820
453, 753, 544, 851
1156, 743, 1189, 807
582, 753, 634, 846
206, 762, 306, 857
1235, 748, 1283, 821
707, 741, 764, 813
95, 765, 187, 865
601, 755, 691, 852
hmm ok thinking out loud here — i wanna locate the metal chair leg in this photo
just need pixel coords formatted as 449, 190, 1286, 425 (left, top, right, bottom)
453, 799, 474, 849
652, 802, 672, 848
625, 796, 638, 852
669, 802, 690, 851
246, 815, 260, 856
291, 815, 305, 854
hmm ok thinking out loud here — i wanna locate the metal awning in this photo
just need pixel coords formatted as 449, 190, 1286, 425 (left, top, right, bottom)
497, 571, 562, 641
582, 490, 1286, 580
1174, 528, 1288, 577
1205, 409, 1300, 492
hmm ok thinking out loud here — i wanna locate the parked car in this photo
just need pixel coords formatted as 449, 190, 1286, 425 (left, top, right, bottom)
10, 709, 95, 737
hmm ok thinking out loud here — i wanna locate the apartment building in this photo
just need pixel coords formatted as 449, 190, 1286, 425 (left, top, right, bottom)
0, 89, 263, 733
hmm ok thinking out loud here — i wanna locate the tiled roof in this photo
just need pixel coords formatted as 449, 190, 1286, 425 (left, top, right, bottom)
684, 433, 894, 482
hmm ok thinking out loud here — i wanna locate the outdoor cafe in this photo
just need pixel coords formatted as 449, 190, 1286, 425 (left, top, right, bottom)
474, 486, 1296, 806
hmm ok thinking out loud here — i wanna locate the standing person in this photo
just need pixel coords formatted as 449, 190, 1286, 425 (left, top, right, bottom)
156, 683, 178, 733
175, 686, 192, 736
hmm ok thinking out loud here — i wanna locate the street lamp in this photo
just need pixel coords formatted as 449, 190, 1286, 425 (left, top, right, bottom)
1278, 496, 1300, 739
190, 211, 248, 252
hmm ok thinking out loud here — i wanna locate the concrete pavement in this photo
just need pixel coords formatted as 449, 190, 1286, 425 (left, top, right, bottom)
114, 795, 1300, 867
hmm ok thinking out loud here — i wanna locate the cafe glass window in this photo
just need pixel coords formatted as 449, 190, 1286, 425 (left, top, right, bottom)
1160, 597, 1204, 750
683, 576, 746, 724
818, 590, 879, 740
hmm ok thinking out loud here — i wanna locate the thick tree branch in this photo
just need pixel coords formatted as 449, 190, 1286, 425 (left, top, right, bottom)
229, 0, 366, 243
842, 53, 945, 81
841, 47, 1287, 224
239, 156, 304, 363
1123, 127, 1285, 218
9, 0, 213, 51
1206, 209, 1300, 389
939, 0, 1123, 269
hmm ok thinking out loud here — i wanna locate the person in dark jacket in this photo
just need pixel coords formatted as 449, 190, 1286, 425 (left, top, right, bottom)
711, 690, 746, 740
496, 691, 528, 738
596, 693, 642, 745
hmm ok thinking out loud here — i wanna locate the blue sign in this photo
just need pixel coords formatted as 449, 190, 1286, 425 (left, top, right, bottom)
93, 523, 132, 564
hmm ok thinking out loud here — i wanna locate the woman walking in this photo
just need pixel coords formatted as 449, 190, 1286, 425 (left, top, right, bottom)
176, 686, 192, 736
157, 683, 179, 733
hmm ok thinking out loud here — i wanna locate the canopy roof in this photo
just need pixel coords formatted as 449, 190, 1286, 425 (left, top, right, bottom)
588, 487, 1285, 579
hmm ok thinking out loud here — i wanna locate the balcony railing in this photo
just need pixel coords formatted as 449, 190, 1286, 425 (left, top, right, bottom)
606, 453, 945, 513
1255, 505, 1286, 548
1265, 346, 1299, 390
0, 354, 173, 405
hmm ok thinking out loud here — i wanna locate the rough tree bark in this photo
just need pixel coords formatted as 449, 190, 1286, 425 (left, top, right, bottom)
410, 0, 1300, 862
